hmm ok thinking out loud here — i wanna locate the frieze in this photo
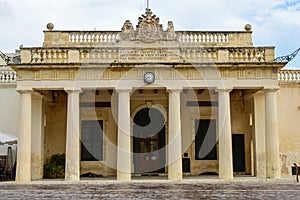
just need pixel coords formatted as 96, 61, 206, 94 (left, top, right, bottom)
15, 67, 278, 81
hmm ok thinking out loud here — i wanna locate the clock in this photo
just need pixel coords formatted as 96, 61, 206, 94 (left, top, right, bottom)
144, 72, 155, 84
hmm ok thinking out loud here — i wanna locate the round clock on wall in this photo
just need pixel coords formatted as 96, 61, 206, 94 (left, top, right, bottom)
144, 72, 155, 84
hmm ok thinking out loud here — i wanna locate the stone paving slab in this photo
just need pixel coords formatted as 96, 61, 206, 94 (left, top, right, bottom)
0, 182, 299, 199
0, 178, 299, 199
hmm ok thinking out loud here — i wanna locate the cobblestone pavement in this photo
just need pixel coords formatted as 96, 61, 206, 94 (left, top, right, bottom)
0, 181, 300, 199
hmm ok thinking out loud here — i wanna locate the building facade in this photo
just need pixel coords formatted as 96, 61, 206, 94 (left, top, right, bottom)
0, 57, 18, 156
0, 65, 18, 137
10, 9, 298, 182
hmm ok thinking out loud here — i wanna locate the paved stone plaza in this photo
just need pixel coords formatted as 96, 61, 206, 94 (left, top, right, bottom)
0, 179, 299, 199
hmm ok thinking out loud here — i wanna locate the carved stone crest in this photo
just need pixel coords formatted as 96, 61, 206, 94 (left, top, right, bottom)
136, 9, 163, 43
120, 9, 176, 43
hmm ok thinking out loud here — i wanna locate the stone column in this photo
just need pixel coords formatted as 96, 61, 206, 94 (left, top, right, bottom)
167, 89, 182, 180
265, 89, 281, 179
31, 93, 44, 180
65, 89, 81, 181
253, 91, 266, 178
217, 89, 233, 179
16, 90, 32, 182
117, 89, 131, 181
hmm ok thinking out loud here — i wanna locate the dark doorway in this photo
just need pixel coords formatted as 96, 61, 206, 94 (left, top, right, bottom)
195, 120, 217, 160
133, 108, 166, 173
81, 120, 103, 161
232, 134, 246, 172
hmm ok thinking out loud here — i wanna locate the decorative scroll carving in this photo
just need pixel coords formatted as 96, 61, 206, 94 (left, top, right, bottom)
136, 9, 163, 42
120, 9, 176, 43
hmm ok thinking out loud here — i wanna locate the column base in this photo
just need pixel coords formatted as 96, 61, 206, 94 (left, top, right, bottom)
266, 169, 281, 179
168, 161, 183, 181
117, 171, 131, 181
65, 175, 80, 182
218, 173, 234, 180
16, 177, 31, 183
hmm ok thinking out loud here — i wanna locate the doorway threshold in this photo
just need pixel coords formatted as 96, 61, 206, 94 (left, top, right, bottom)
133, 173, 167, 177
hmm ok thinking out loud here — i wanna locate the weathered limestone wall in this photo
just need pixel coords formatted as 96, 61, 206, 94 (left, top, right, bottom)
230, 90, 253, 175
80, 90, 118, 177
277, 85, 300, 177
0, 86, 19, 156
182, 89, 253, 176
45, 92, 67, 159
182, 90, 218, 175
0, 86, 19, 136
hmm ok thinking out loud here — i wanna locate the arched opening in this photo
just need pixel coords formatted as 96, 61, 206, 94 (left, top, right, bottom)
133, 107, 166, 173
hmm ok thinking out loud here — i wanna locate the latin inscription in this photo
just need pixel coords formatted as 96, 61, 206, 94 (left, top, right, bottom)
119, 49, 180, 62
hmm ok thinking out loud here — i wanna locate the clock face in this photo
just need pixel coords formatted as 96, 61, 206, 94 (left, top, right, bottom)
144, 72, 155, 84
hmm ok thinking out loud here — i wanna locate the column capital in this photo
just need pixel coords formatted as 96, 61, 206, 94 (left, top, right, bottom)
32, 92, 43, 100
167, 88, 182, 93
17, 89, 33, 94
263, 88, 279, 92
215, 88, 232, 93
64, 89, 82, 94
253, 90, 264, 96
115, 88, 132, 93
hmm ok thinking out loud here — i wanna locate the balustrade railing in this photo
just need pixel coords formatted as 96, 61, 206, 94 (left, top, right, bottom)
30, 49, 68, 63
68, 31, 120, 44
181, 48, 218, 62
177, 32, 229, 44
44, 31, 252, 47
278, 70, 300, 83
0, 70, 16, 83
229, 48, 266, 62
79, 49, 119, 63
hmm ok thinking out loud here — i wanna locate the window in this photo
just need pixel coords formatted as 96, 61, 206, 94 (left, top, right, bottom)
81, 120, 103, 161
195, 119, 217, 160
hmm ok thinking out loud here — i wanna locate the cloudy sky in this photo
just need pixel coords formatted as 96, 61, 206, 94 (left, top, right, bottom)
0, 0, 300, 68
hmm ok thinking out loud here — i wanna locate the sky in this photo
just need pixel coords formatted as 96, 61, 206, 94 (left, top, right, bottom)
0, 0, 300, 68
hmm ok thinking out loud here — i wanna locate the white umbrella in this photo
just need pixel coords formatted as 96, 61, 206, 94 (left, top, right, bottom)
0, 133, 17, 145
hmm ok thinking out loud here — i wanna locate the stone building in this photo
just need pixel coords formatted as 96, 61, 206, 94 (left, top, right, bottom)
0, 56, 18, 153
8, 8, 300, 182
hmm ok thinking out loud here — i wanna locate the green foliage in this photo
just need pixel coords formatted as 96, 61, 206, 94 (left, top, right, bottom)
43, 153, 65, 179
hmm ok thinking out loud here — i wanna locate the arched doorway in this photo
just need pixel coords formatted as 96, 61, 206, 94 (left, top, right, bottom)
133, 107, 166, 173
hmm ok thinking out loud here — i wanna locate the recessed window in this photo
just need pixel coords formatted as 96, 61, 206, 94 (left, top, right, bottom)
81, 120, 103, 161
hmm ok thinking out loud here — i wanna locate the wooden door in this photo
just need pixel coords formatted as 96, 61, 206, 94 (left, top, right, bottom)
133, 108, 166, 173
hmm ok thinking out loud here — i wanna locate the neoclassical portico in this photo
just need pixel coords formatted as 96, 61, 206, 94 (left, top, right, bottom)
14, 85, 282, 182
12, 8, 286, 182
